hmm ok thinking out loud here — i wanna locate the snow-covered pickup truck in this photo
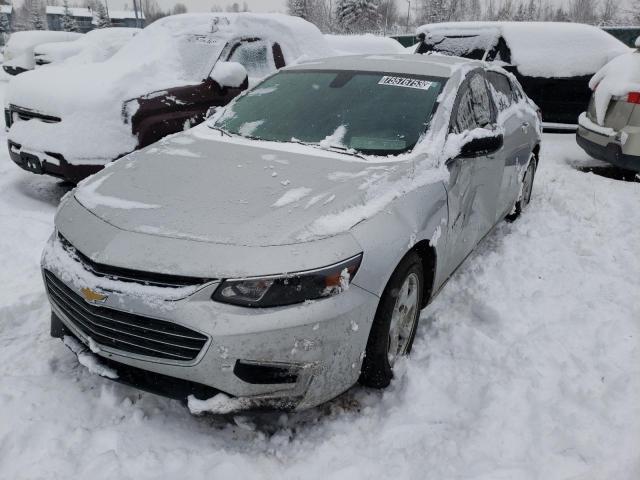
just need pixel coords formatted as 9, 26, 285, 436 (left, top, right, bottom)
3, 30, 83, 76
33, 27, 140, 68
5, 13, 331, 182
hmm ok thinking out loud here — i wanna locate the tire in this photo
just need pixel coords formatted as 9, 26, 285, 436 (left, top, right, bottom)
507, 155, 536, 222
359, 252, 424, 389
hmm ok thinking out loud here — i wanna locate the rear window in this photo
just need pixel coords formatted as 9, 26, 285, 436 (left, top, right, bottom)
419, 32, 511, 63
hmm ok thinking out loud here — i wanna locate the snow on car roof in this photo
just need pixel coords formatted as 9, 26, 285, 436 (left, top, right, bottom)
417, 22, 630, 78
324, 34, 405, 55
288, 53, 478, 78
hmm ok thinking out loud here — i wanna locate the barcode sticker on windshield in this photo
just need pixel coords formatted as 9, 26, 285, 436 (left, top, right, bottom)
378, 76, 433, 90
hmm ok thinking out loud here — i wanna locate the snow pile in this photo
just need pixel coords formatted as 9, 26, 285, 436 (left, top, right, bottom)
417, 22, 629, 78
6, 13, 331, 164
35, 28, 140, 66
63, 336, 118, 379
324, 34, 405, 55
3, 30, 83, 70
210, 61, 248, 88
187, 393, 253, 415
589, 50, 640, 125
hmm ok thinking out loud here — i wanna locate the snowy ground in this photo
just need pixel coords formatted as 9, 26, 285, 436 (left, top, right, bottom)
0, 78, 638, 480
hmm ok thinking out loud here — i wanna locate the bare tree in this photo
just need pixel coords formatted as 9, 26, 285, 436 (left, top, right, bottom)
570, 0, 598, 24
172, 2, 187, 14
598, 0, 619, 26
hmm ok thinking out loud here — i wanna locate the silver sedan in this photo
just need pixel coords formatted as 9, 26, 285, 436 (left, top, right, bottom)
42, 54, 541, 411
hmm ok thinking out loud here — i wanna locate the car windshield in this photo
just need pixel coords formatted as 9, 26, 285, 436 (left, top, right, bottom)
214, 70, 446, 156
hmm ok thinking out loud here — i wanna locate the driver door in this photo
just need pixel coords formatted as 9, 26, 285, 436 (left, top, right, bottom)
444, 70, 505, 274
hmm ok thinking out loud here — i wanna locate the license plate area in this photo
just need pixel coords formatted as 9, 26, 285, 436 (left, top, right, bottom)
20, 152, 43, 173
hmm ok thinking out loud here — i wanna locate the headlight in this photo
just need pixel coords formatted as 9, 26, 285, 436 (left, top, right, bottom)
212, 254, 363, 308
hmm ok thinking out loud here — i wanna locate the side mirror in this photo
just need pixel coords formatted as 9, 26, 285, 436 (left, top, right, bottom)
210, 61, 248, 89
460, 132, 503, 157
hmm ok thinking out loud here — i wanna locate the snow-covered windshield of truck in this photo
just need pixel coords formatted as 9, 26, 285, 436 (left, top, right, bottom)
215, 70, 445, 156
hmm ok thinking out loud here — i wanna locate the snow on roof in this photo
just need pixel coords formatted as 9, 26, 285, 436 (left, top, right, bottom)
0, 5, 12, 14
590, 50, 640, 124
45, 6, 145, 20
290, 53, 476, 78
417, 22, 630, 78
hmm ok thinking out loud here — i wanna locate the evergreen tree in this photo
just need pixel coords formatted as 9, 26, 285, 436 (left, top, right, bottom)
61, 0, 79, 32
336, 0, 380, 33
93, 1, 111, 28
553, 6, 569, 22
496, 0, 514, 20
514, 2, 526, 21
288, 0, 308, 19
29, 1, 45, 30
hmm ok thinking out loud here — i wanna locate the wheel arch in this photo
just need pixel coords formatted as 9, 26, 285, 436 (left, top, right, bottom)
402, 240, 437, 308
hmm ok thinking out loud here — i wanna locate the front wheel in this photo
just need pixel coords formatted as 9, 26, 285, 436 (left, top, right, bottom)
359, 253, 424, 388
507, 156, 536, 222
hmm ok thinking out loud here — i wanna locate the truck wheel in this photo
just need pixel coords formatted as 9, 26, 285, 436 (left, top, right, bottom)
359, 252, 424, 388
507, 156, 536, 222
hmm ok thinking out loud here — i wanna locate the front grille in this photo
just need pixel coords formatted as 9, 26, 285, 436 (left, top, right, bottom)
58, 233, 210, 288
9, 105, 61, 124
44, 270, 208, 361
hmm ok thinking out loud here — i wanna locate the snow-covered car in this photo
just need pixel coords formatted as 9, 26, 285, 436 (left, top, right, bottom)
33, 28, 140, 67
5, 13, 331, 182
324, 34, 404, 55
413, 22, 629, 131
42, 54, 541, 412
576, 41, 640, 173
2, 30, 83, 75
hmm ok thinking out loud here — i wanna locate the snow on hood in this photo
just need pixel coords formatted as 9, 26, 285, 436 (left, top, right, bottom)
6, 13, 331, 163
34, 28, 140, 66
589, 50, 640, 125
71, 125, 419, 246
417, 22, 629, 78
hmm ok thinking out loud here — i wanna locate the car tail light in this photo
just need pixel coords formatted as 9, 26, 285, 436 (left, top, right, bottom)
627, 92, 640, 104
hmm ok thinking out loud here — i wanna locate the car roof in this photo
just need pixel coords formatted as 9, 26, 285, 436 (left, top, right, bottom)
286, 53, 482, 78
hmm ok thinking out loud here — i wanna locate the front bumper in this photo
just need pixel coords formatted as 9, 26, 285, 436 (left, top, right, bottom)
8, 140, 104, 183
576, 126, 640, 173
3, 64, 28, 76
42, 233, 378, 411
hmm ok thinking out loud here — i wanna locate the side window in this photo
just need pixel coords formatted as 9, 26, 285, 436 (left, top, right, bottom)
468, 73, 492, 127
453, 72, 494, 133
454, 87, 477, 133
228, 39, 274, 78
487, 71, 514, 112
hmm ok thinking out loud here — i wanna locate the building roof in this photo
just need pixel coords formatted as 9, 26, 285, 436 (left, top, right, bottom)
45, 6, 145, 20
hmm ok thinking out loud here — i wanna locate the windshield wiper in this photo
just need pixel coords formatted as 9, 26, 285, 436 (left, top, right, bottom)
209, 125, 232, 137
288, 139, 368, 161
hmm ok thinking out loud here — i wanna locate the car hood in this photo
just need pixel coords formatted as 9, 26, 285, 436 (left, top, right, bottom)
72, 127, 414, 247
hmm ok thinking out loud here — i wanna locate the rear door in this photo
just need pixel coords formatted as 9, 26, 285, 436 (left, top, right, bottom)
486, 70, 531, 218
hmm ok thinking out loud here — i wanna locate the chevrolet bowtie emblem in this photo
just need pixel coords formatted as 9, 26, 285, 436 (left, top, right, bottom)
80, 287, 108, 303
